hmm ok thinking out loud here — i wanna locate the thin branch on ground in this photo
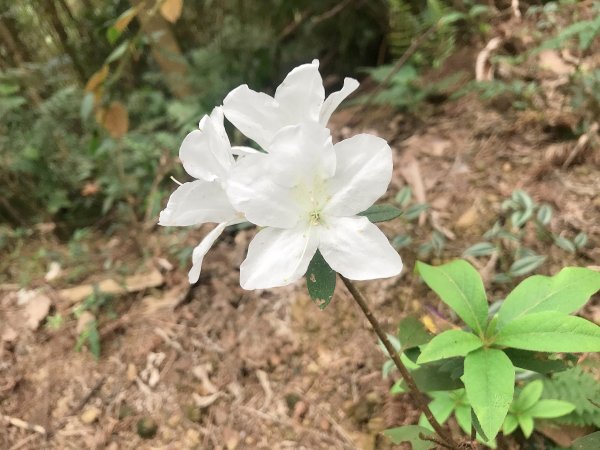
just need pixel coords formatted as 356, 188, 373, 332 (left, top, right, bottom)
340, 275, 460, 450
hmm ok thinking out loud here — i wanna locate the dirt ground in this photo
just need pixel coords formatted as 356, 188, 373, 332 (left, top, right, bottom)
2, 17, 600, 449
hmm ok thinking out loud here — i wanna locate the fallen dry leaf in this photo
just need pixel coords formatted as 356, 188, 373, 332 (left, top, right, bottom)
160, 0, 183, 23
24, 294, 52, 330
102, 101, 129, 139
85, 65, 109, 93
58, 269, 164, 306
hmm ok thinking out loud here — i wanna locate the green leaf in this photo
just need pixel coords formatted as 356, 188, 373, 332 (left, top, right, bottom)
528, 399, 575, 418
554, 235, 576, 253
392, 234, 412, 249
416, 260, 489, 335
574, 232, 588, 249
397, 362, 464, 392
518, 414, 534, 438
536, 204, 553, 226
417, 330, 482, 364
503, 413, 519, 435
106, 26, 121, 44
498, 267, 600, 326
463, 242, 497, 258
306, 250, 336, 310
398, 316, 432, 351
471, 408, 490, 442
80, 92, 95, 122
404, 203, 429, 221
504, 349, 572, 374
395, 186, 412, 207
418, 392, 456, 430
462, 348, 514, 440
508, 255, 546, 277
573, 432, 600, 450
106, 40, 129, 64
515, 380, 543, 411
358, 203, 402, 223
383, 425, 437, 449
495, 312, 600, 352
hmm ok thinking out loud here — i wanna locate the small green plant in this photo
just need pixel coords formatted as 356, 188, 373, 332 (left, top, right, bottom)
382, 259, 600, 447
502, 379, 574, 438
463, 189, 589, 283
45, 314, 65, 331
75, 320, 101, 360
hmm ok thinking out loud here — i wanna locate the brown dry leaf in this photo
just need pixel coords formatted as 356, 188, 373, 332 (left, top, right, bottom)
58, 269, 164, 306
24, 294, 52, 330
81, 181, 100, 197
85, 65, 109, 93
102, 101, 129, 139
114, 7, 138, 32
538, 50, 574, 76
399, 153, 427, 225
160, 0, 183, 23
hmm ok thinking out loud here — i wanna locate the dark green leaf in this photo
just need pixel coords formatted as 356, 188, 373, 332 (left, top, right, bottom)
462, 348, 514, 440
392, 234, 412, 249
573, 432, 600, 450
404, 203, 429, 221
358, 203, 402, 223
574, 232, 588, 249
554, 235, 576, 253
536, 204, 553, 226
383, 425, 436, 449
463, 242, 497, 257
306, 250, 336, 310
495, 312, 600, 352
471, 408, 490, 442
498, 267, 600, 326
400, 362, 464, 392
398, 316, 432, 351
504, 349, 572, 374
416, 260, 489, 336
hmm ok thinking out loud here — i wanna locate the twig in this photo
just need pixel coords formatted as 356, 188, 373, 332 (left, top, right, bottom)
351, 23, 438, 122
340, 276, 459, 449
8, 434, 40, 450
256, 370, 273, 410
2, 414, 47, 435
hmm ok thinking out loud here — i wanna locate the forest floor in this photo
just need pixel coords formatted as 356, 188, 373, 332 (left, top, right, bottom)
2, 17, 600, 450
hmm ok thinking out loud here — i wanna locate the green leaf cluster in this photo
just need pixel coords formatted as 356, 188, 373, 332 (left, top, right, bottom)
400, 260, 600, 442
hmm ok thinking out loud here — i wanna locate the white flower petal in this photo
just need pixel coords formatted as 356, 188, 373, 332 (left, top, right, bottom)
319, 216, 402, 280
275, 60, 324, 124
319, 77, 360, 125
179, 111, 234, 181
188, 222, 228, 283
240, 226, 319, 289
267, 122, 335, 187
230, 145, 260, 156
222, 84, 284, 149
323, 134, 392, 217
226, 154, 300, 228
158, 180, 236, 226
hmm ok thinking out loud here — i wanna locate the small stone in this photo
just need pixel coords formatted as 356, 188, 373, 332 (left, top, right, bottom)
80, 407, 101, 424
185, 429, 201, 445
319, 418, 331, 431
455, 206, 479, 230
292, 401, 308, 421
167, 414, 181, 427
136, 417, 158, 439
126, 363, 137, 381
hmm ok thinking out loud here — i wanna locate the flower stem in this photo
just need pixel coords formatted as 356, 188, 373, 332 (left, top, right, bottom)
340, 275, 459, 450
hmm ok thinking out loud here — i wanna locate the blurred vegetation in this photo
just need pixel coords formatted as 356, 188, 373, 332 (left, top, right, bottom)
2, 0, 600, 283
0, 0, 388, 231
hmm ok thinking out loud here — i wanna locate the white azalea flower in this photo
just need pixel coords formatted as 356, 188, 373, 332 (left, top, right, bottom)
226, 122, 403, 290
159, 107, 246, 283
222, 59, 359, 150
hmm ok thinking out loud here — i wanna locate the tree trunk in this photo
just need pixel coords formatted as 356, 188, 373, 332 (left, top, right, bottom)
0, 17, 43, 106
129, 0, 192, 99
43, 0, 88, 83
